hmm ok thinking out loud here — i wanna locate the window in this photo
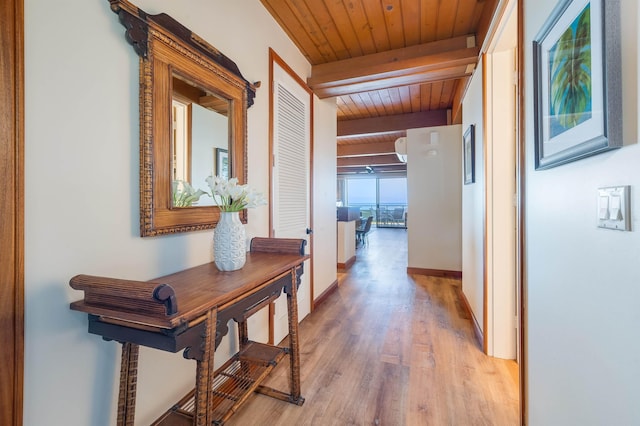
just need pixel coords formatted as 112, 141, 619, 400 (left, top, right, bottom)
340, 176, 407, 228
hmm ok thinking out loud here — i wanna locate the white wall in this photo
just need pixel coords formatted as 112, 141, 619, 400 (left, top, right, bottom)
462, 66, 485, 334
24, 0, 336, 424
407, 125, 462, 272
486, 47, 517, 359
313, 96, 338, 298
191, 103, 227, 206
525, 0, 640, 424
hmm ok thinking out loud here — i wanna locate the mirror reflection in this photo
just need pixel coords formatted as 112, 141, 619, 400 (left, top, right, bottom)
171, 74, 230, 207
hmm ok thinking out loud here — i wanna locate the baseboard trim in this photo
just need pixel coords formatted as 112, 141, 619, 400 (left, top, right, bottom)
406, 267, 462, 279
337, 255, 356, 270
459, 288, 484, 348
313, 279, 339, 309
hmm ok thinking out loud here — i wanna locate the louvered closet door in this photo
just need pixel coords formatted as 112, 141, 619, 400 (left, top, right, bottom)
271, 61, 311, 345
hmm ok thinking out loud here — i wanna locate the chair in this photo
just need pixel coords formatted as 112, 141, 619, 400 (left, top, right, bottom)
356, 216, 373, 246
360, 207, 374, 220
391, 207, 405, 227
378, 206, 390, 225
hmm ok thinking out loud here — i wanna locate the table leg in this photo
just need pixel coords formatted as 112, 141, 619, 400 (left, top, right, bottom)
194, 308, 217, 426
285, 269, 304, 404
117, 342, 139, 426
238, 320, 249, 350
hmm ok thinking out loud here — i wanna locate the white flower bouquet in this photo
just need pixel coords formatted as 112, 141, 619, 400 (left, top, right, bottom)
172, 180, 208, 207
206, 176, 267, 212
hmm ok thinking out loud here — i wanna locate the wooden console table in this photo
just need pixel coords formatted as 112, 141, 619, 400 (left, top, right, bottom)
69, 238, 309, 426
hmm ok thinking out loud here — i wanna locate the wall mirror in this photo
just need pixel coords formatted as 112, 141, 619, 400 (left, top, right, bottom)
108, 0, 257, 236
171, 74, 230, 207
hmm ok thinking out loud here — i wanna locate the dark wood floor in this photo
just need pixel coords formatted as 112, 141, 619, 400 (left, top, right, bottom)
228, 228, 519, 425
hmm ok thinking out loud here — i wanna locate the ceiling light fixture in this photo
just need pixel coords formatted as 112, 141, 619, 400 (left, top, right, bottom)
395, 137, 407, 163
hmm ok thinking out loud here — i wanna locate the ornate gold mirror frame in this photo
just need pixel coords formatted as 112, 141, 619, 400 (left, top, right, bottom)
109, 0, 257, 236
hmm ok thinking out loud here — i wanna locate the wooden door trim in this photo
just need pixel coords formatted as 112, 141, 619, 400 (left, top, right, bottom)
481, 52, 489, 355
0, 0, 25, 424
268, 48, 315, 320
517, 0, 527, 423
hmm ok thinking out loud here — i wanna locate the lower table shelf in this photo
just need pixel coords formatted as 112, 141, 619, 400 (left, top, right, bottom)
152, 341, 288, 426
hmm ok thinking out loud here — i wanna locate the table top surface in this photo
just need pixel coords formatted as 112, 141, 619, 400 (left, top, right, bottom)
70, 251, 308, 329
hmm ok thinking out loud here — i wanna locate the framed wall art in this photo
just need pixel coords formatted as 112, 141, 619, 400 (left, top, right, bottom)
215, 147, 229, 179
533, 0, 621, 170
463, 124, 475, 185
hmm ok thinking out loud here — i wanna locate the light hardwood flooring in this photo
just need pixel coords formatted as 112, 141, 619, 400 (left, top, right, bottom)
228, 228, 519, 425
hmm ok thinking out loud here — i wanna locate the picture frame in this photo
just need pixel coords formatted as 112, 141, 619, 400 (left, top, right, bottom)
533, 0, 621, 170
215, 148, 229, 179
463, 124, 475, 185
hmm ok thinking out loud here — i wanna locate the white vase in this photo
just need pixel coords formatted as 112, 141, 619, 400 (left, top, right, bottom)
213, 211, 246, 271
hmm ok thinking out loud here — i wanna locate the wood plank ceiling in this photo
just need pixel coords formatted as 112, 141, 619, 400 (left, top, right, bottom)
261, 0, 499, 175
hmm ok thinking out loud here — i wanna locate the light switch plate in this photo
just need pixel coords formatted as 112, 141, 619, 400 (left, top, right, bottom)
597, 186, 631, 231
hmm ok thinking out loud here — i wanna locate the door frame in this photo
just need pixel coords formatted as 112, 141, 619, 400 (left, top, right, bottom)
482, 0, 518, 360
478, 0, 527, 423
0, 0, 25, 424
517, 1, 527, 423
268, 48, 315, 342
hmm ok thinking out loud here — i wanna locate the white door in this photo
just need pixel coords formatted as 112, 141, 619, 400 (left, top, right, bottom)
271, 56, 312, 344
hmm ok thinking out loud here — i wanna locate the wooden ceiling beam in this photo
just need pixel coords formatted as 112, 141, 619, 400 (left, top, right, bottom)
199, 95, 229, 115
338, 154, 402, 167
338, 110, 448, 137
450, 76, 469, 125
449, 0, 502, 124
337, 130, 405, 142
476, 0, 501, 51
337, 141, 396, 157
314, 66, 473, 98
309, 35, 479, 98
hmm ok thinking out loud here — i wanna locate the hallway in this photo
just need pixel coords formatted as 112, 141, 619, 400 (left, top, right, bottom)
228, 228, 519, 425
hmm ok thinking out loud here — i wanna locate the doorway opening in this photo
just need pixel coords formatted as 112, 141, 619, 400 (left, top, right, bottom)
337, 175, 408, 229
481, 0, 525, 422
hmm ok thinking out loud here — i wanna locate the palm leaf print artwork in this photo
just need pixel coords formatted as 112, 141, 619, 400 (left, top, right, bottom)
548, 4, 592, 138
